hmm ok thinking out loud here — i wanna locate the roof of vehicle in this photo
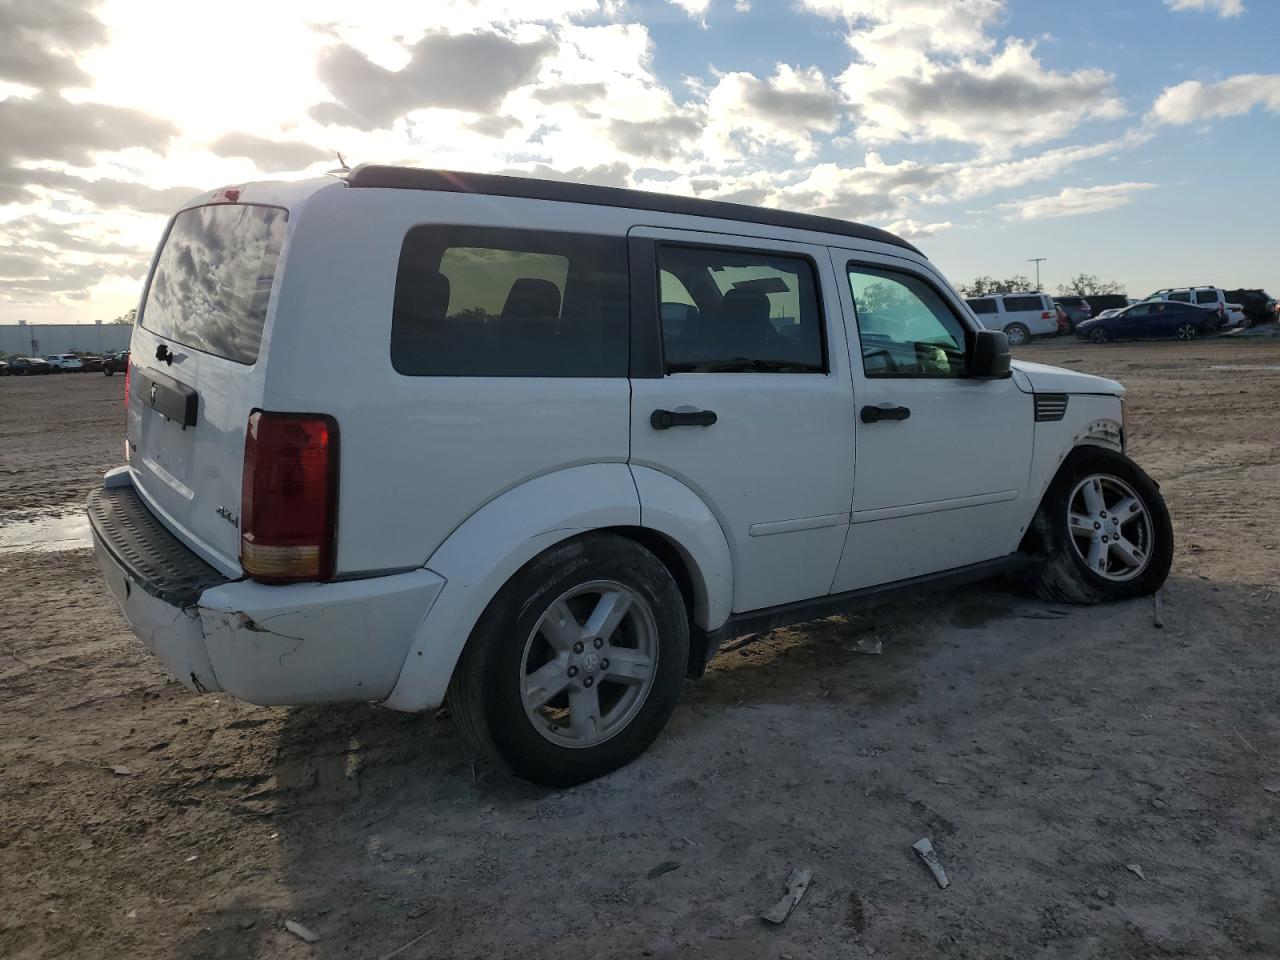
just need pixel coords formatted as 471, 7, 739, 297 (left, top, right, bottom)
345, 164, 922, 255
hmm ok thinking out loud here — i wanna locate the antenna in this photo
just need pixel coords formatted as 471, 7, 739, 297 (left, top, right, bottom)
336, 152, 349, 171
324, 152, 353, 180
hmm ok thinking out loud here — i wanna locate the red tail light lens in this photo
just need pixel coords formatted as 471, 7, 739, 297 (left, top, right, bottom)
240, 411, 339, 582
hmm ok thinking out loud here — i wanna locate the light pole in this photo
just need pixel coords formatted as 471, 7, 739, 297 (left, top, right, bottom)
1028, 257, 1047, 292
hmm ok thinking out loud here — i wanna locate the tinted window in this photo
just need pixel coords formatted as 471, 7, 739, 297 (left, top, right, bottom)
966, 298, 998, 315
140, 204, 287, 365
849, 265, 967, 378
1002, 295, 1043, 312
1167, 290, 1191, 302
1194, 290, 1218, 304
657, 245, 824, 373
391, 226, 628, 377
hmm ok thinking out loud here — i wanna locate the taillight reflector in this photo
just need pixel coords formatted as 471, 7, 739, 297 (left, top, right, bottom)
240, 411, 339, 583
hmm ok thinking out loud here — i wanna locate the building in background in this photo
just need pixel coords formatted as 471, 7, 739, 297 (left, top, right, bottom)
0, 321, 132, 357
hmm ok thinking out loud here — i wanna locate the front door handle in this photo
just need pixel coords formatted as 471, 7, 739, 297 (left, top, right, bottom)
860, 403, 911, 423
651, 408, 718, 430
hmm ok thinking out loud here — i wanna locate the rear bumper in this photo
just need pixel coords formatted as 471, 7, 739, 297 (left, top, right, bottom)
89, 476, 446, 705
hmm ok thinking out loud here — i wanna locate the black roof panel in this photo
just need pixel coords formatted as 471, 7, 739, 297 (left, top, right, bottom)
346, 165, 921, 255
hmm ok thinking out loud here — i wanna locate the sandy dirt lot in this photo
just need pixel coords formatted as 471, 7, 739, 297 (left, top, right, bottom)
2, 338, 1279, 959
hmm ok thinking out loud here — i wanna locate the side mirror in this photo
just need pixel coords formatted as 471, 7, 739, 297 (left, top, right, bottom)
966, 328, 1011, 380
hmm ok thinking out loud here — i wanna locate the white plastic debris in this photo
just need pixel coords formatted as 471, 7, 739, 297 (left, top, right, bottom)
1126, 863, 1147, 881
762, 867, 813, 924
285, 920, 321, 944
913, 838, 949, 889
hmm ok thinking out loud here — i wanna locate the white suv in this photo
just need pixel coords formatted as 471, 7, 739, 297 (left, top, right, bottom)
964, 292, 1059, 345
88, 167, 1173, 785
44, 354, 84, 372
1142, 287, 1230, 327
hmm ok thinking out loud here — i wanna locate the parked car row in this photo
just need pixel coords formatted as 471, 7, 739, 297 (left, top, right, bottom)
0, 351, 129, 375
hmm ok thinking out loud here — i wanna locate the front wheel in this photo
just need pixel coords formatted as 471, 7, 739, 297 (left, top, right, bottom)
1175, 322, 1199, 341
449, 534, 689, 787
1025, 448, 1173, 604
1004, 323, 1030, 346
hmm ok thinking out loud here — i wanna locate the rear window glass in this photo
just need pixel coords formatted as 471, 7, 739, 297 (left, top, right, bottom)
1002, 295, 1043, 312
140, 204, 287, 365
1168, 290, 1191, 302
966, 298, 998, 314
1194, 290, 1218, 304
392, 226, 628, 377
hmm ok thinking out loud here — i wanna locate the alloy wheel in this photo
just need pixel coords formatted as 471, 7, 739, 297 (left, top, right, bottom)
519, 580, 659, 748
1066, 474, 1155, 582
1176, 323, 1197, 341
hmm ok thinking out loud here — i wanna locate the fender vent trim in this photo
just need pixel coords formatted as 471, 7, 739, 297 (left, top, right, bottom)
1034, 393, 1070, 422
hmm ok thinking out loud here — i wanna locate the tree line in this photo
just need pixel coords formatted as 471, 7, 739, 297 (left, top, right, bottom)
957, 274, 1125, 298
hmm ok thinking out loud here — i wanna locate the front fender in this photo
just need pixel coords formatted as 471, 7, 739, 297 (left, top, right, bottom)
384, 463, 640, 712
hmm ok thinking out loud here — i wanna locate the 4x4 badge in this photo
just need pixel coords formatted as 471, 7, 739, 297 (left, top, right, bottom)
216, 506, 239, 528
148, 382, 158, 406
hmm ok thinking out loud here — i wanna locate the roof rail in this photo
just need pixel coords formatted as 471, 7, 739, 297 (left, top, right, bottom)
344, 164, 921, 254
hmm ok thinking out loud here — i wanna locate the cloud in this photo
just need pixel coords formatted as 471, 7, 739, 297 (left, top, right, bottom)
1149, 74, 1280, 124
608, 114, 703, 160
0, 165, 198, 214
880, 217, 952, 240
1165, 0, 1244, 16
0, 92, 177, 166
466, 114, 522, 137
208, 133, 330, 172
310, 30, 556, 130
0, 0, 107, 89
800, 0, 1004, 58
497, 161, 633, 188
0, 249, 118, 302
1001, 182, 1155, 220
531, 81, 607, 105
700, 64, 845, 161
852, 40, 1125, 149
667, 0, 712, 24
4, 215, 147, 256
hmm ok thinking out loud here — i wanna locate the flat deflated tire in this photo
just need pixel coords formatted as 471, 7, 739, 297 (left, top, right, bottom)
449, 534, 689, 787
1027, 448, 1173, 604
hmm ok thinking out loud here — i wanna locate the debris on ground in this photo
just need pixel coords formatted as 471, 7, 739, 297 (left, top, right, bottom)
912, 838, 949, 889
1263, 784, 1280, 795
109, 764, 132, 776
378, 926, 438, 960
646, 861, 681, 880
1126, 863, 1147, 881
1153, 590, 1164, 629
285, 920, 321, 944
842, 637, 882, 655
761, 867, 812, 924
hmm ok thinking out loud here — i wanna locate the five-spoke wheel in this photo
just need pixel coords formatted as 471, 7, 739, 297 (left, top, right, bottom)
1066, 475, 1153, 581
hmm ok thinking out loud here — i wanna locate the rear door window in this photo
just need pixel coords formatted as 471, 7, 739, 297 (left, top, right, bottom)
391, 226, 628, 377
140, 203, 287, 365
966, 298, 998, 315
1168, 290, 1191, 302
655, 244, 825, 373
1194, 290, 1218, 305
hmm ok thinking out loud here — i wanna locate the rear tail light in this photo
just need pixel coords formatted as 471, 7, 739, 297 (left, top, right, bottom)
240, 411, 339, 583
1042, 311, 1054, 320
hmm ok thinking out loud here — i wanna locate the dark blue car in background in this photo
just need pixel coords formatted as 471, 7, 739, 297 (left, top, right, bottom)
1075, 300, 1218, 343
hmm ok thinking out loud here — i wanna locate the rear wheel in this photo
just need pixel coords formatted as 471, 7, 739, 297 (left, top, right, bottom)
1004, 323, 1030, 346
449, 534, 689, 787
1175, 322, 1198, 341
1090, 327, 1110, 344
1026, 448, 1172, 604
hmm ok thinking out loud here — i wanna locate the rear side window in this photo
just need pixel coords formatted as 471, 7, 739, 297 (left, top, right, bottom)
1002, 295, 1043, 312
966, 298, 998, 314
140, 204, 287, 365
656, 244, 825, 373
392, 226, 628, 377
1167, 290, 1191, 302
1194, 290, 1218, 304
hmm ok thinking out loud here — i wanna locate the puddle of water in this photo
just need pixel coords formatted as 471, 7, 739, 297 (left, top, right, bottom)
0, 509, 92, 554
1207, 365, 1280, 372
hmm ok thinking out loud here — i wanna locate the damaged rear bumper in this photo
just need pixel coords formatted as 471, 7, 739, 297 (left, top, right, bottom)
89, 475, 445, 705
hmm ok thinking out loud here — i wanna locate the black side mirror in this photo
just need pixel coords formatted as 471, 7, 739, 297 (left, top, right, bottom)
966, 328, 1011, 379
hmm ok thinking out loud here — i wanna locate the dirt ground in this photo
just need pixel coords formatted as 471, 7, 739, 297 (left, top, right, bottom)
2, 337, 1279, 959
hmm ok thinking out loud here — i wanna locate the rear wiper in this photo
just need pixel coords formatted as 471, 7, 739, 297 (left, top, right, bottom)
672, 358, 824, 373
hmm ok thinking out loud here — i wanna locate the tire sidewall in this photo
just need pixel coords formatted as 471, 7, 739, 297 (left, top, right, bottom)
468, 535, 689, 786
1041, 449, 1174, 600
1006, 323, 1029, 346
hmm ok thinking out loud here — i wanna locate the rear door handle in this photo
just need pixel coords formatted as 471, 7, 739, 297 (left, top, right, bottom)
651, 408, 718, 430
860, 403, 911, 423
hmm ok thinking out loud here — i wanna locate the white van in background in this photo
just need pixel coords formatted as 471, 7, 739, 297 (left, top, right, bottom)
964, 293, 1059, 345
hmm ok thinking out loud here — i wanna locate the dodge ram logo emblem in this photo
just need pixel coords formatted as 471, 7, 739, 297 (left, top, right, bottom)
580, 652, 600, 673
148, 383, 158, 406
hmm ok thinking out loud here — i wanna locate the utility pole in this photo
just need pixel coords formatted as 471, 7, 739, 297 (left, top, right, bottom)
1028, 257, 1047, 292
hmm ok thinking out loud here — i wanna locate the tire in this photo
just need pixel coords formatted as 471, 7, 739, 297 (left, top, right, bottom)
104, 368, 114, 376
1024, 448, 1173, 604
1004, 323, 1030, 346
449, 533, 689, 787
1175, 322, 1198, 341
1090, 327, 1110, 344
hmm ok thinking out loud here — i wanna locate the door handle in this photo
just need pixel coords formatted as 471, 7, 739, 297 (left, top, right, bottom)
651, 408, 718, 430
860, 403, 911, 423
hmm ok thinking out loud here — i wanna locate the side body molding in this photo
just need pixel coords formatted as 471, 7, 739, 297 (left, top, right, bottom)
384, 463, 640, 712
630, 465, 733, 633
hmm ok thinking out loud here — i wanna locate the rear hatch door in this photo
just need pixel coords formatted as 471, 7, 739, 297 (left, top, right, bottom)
127, 201, 289, 574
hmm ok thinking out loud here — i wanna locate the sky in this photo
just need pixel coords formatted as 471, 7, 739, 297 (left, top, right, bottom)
1, 0, 1278, 326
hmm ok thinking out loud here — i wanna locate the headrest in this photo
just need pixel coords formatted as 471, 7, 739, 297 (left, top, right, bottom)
501, 278, 562, 324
